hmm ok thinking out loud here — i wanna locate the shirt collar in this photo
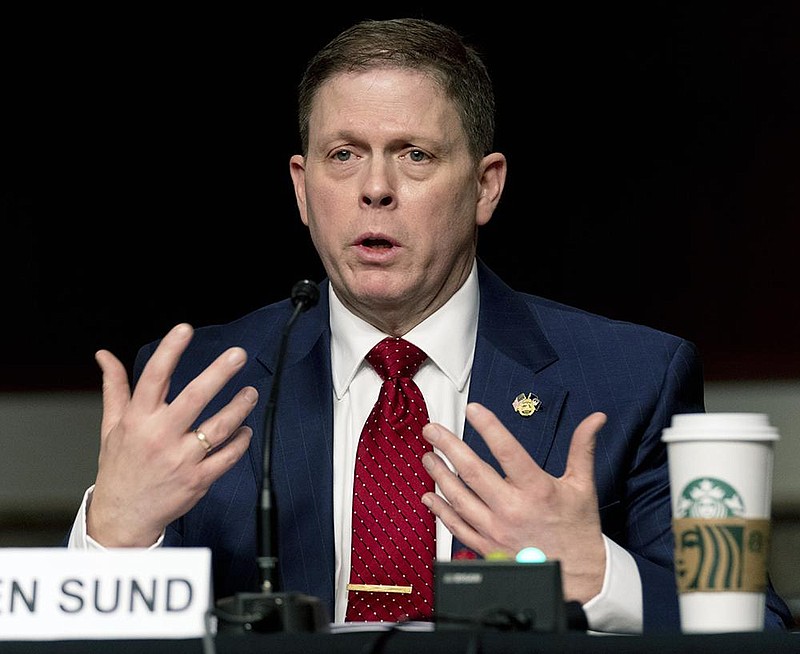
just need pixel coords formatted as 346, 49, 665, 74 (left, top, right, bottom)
329, 260, 479, 399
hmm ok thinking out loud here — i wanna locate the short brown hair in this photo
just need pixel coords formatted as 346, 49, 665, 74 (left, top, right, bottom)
297, 18, 496, 162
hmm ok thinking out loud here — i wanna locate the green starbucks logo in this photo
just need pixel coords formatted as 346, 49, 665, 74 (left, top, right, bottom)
676, 477, 745, 519
672, 477, 768, 593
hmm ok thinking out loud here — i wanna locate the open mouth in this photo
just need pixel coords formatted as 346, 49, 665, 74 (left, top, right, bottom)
361, 237, 394, 249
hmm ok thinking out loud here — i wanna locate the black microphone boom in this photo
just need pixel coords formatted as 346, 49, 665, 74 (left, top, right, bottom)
214, 279, 329, 634
259, 279, 320, 593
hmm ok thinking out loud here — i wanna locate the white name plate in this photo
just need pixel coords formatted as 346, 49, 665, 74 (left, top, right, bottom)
0, 548, 212, 641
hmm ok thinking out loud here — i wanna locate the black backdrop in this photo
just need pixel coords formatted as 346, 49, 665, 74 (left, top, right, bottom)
2, 3, 799, 390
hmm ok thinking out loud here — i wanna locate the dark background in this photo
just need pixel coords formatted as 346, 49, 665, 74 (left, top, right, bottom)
2, 3, 798, 391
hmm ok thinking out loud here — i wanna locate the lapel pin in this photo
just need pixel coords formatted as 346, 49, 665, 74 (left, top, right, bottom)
512, 392, 541, 417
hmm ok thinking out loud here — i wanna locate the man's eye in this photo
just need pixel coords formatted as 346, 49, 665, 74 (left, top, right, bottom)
408, 150, 428, 162
334, 150, 352, 162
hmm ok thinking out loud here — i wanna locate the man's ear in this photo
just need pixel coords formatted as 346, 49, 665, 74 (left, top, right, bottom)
476, 152, 507, 226
289, 154, 309, 226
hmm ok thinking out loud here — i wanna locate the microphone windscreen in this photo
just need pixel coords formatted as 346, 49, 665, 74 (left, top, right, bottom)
291, 279, 320, 310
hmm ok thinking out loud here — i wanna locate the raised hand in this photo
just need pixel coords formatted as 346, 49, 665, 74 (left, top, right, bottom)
87, 323, 258, 547
421, 402, 608, 603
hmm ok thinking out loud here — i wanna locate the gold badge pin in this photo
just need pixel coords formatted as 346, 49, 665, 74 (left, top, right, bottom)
512, 392, 541, 417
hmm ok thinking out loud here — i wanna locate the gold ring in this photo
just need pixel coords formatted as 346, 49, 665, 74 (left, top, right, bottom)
194, 429, 212, 452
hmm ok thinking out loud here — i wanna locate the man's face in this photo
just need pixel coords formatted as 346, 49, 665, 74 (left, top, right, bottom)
289, 68, 502, 333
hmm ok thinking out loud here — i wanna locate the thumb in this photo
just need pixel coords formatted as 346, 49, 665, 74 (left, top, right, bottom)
95, 349, 131, 441
564, 412, 607, 486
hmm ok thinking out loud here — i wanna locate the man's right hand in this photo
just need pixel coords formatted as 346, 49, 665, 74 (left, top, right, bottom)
87, 323, 258, 547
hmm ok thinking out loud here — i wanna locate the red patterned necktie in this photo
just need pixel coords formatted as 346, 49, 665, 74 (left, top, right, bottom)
346, 337, 435, 622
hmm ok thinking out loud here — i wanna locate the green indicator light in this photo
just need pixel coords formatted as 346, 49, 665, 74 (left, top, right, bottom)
515, 546, 546, 563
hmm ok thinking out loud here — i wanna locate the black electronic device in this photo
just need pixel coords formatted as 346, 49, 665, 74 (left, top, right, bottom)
434, 559, 578, 633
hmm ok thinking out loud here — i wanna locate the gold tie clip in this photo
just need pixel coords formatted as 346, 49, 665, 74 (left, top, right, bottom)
347, 583, 412, 594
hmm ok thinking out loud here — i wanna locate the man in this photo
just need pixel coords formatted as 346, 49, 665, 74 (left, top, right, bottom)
67, 18, 792, 632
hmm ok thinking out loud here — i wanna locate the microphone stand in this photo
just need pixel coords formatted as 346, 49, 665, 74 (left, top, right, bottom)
214, 280, 329, 634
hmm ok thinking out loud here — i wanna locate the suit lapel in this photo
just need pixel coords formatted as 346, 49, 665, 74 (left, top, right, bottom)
466, 261, 567, 476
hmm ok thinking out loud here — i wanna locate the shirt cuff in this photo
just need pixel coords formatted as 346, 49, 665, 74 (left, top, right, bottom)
582, 535, 643, 634
66, 485, 165, 550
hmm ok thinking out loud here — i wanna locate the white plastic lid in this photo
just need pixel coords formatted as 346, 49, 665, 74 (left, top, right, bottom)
661, 412, 779, 442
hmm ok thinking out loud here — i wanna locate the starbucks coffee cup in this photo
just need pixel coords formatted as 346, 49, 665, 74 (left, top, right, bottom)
661, 413, 779, 633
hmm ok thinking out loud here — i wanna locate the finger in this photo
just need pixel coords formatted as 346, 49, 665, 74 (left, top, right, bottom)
421, 451, 505, 556
425, 402, 544, 510
422, 420, 505, 498
95, 349, 131, 441
197, 425, 254, 483
461, 402, 543, 484
421, 487, 489, 552
563, 411, 606, 485
167, 346, 249, 431
422, 422, 510, 534
187, 385, 259, 458
192, 429, 214, 455
421, 446, 487, 511
130, 323, 195, 410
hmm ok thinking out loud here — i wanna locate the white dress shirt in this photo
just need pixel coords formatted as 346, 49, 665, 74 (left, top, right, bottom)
69, 259, 643, 632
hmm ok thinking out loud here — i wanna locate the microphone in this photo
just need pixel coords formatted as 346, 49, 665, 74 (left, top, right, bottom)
289, 279, 321, 311
258, 280, 320, 594
214, 279, 329, 634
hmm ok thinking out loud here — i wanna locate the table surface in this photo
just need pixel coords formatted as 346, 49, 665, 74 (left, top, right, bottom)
3, 629, 800, 654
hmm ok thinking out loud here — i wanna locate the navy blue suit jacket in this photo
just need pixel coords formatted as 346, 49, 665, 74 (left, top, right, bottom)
131, 260, 791, 632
